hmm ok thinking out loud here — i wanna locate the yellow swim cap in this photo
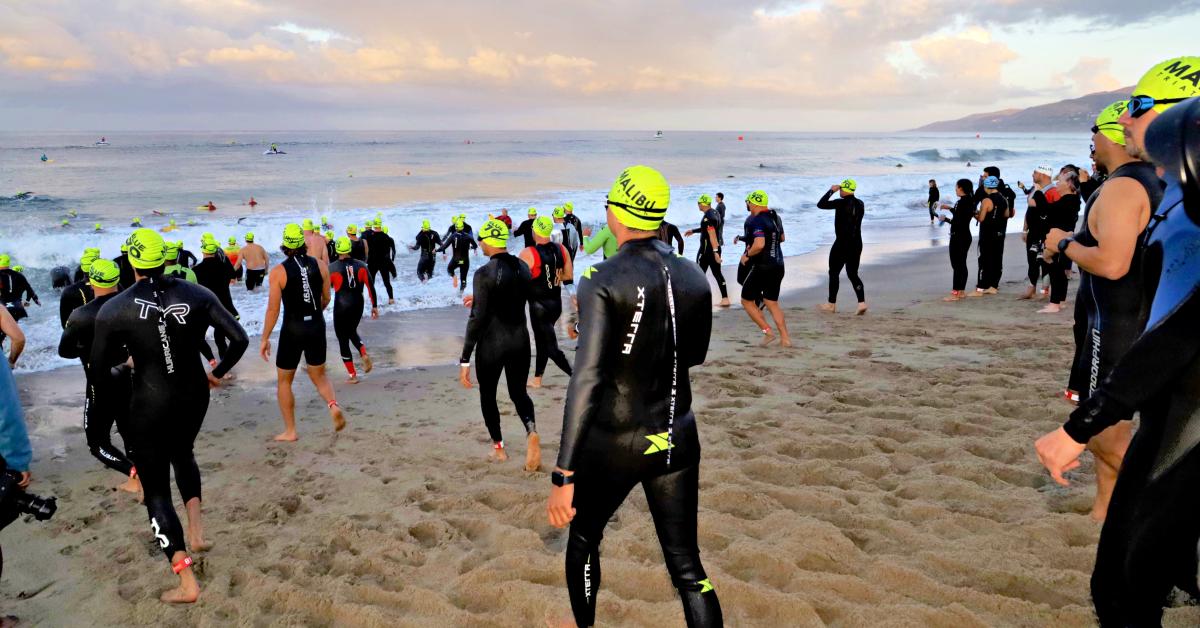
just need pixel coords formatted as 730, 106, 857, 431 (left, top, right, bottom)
227, 236, 237, 245
608, 165, 670, 231
553, 206, 566, 219
1133, 57, 1200, 113
80, 249, 100, 272
563, 202, 574, 213
201, 241, 219, 254
325, 230, 334, 240
164, 240, 181, 259
534, 216, 555, 237
88, 259, 120, 288
245, 232, 255, 242
346, 224, 358, 235
698, 194, 712, 206
202, 232, 215, 243
1094, 100, 1128, 146
127, 228, 166, 269
335, 236, 352, 255
527, 207, 537, 216
302, 218, 315, 231
0, 255, 9, 268
421, 219, 431, 230
282, 224, 306, 249
453, 216, 465, 229
841, 179, 857, 193
478, 218, 509, 247
746, 190, 769, 207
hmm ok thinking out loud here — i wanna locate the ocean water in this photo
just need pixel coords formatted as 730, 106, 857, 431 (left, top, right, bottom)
0, 130, 1088, 371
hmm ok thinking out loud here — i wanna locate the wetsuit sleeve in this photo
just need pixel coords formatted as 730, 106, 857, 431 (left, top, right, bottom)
817, 190, 840, 210
88, 309, 126, 393
57, 311, 85, 359
460, 266, 492, 364
206, 291, 248, 379
469, 237, 478, 251
17, 276, 36, 303
359, 266, 377, 307
556, 274, 611, 471
669, 224, 684, 255
1063, 291, 1200, 443
437, 236, 452, 253
514, 221, 530, 240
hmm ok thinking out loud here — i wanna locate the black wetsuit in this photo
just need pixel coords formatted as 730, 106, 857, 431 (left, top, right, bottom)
715, 200, 726, 231
0, 269, 38, 321
1045, 193, 1081, 304
514, 218, 538, 249
113, 254, 135, 291
1067, 162, 1163, 402
928, 185, 940, 221
193, 257, 240, 359
976, 192, 1010, 290
947, 196, 976, 292
818, 190, 866, 304
460, 252, 535, 444
178, 249, 198, 269
349, 238, 367, 263
276, 255, 327, 370
439, 230, 477, 289
59, 279, 94, 328
696, 208, 727, 300
1062, 176, 1200, 626
658, 221, 684, 255
740, 211, 785, 304
329, 257, 376, 373
366, 231, 395, 301
1025, 188, 1052, 288
558, 237, 721, 628
413, 230, 441, 281
73, 265, 87, 283
58, 292, 135, 477
526, 242, 573, 379
90, 275, 247, 560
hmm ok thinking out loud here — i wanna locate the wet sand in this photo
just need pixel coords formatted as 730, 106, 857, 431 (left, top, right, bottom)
3, 237, 1196, 626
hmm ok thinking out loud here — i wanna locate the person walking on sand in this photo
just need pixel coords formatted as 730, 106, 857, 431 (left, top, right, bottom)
458, 218, 540, 471
684, 194, 730, 307
519, 216, 574, 388
817, 180, 868, 314
547, 165, 723, 628
260, 224, 345, 442
739, 190, 791, 346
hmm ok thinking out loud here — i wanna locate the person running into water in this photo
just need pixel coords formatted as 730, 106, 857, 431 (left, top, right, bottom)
329, 237, 378, 383
367, 220, 396, 305
562, 201, 583, 243
684, 194, 730, 307
817, 180, 867, 314
163, 241, 197, 283
0, 255, 39, 322
57, 259, 139, 495
345, 224, 368, 263
458, 218, 539, 470
90, 228, 248, 604
582, 224, 618, 259
439, 216, 477, 292
938, 179, 978, 301
970, 176, 1012, 296
513, 207, 539, 249
260, 225, 345, 442
193, 239, 240, 362
518, 216, 574, 388
927, 179, 940, 223
739, 190, 791, 346
60, 249, 99, 327
657, 218, 685, 255
73, 247, 100, 282
302, 219, 329, 265
240, 233, 269, 291
547, 165, 723, 628
223, 237, 243, 283
410, 220, 441, 283
552, 206, 581, 261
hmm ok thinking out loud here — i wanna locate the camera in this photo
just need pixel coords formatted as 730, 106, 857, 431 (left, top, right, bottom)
0, 457, 56, 531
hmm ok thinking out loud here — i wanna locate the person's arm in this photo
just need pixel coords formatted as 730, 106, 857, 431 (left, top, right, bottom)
360, 265, 377, 308
745, 236, 765, 258
976, 198, 993, 222
259, 266, 285, 361
0, 307, 23, 366
1047, 179, 1148, 279
816, 189, 839, 210
469, 236, 478, 251
206, 292, 248, 379
317, 259, 331, 310
559, 244, 575, 290
556, 272, 610, 472
437, 235, 451, 253
57, 310, 85, 359
460, 268, 492, 366
18, 276, 37, 305
670, 224, 683, 255
514, 221, 529, 240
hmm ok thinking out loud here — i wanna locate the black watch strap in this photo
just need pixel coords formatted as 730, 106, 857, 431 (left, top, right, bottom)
551, 470, 574, 487
1058, 237, 1074, 254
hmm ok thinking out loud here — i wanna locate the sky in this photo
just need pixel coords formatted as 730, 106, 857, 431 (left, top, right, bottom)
1, 0, 1198, 131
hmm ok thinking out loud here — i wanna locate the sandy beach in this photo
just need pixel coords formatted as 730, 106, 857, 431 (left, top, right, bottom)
3, 236, 1196, 627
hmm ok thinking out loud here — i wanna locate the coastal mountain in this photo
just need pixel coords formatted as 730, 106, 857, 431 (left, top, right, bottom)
912, 87, 1132, 132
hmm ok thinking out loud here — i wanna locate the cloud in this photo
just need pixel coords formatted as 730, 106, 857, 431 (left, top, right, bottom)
204, 44, 296, 64
1054, 57, 1123, 95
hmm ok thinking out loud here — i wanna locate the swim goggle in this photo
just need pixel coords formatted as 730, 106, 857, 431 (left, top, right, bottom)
1090, 123, 1122, 135
1128, 95, 1190, 118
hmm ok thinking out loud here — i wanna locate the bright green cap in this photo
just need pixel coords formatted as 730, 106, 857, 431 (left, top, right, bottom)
302, 218, 315, 231
382, 226, 389, 234
324, 230, 334, 239
201, 241, 219, 254
202, 232, 215, 243
282, 223, 306, 249
534, 216, 555, 237
120, 243, 129, 252
127, 228, 166, 269
527, 207, 537, 216
164, 241, 181, 259
346, 224, 358, 235
88, 259, 120, 288
553, 206, 566, 218
227, 236, 237, 245
422, 219, 431, 230
321, 215, 329, 224
1132, 57, 1200, 113
453, 216, 465, 229
0, 255, 9, 267
61, 219, 69, 225
11, 266, 22, 273
698, 194, 712, 206
608, 165, 670, 231
131, 217, 142, 224
840, 179, 857, 193
335, 236, 352, 255
563, 202, 574, 213
478, 218, 509, 247
746, 190, 769, 207
169, 219, 177, 226
94, 223, 102, 231
245, 232, 255, 243
1094, 100, 1128, 146
80, 249, 100, 272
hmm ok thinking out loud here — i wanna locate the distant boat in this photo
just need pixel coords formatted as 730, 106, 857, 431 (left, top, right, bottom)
654, 131, 664, 140
95, 137, 109, 146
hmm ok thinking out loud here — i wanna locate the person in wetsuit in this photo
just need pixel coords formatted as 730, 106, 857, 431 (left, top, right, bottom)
1037, 171, 1082, 313
971, 175, 1011, 295
410, 220, 442, 282
1022, 173, 1054, 299
562, 202, 583, 243
1035, 82, 1200, 626
260, 224, 345, 442
714, 192, 726, 230
60, 250, 100, 327
937, 179, 978, 301
552, 206, 582, 262
113, 244, 135, 290
73, 247, 100, 283
684, 194, 730, 307
439, 217, 478, 292
57, 259, 140, 494
582, 225, 619, 259
193, 240, 240, 361
739, 190, 791, 346
345, 224, 368, 263
367, 221, 396, 305
163, 241, 198, 283
513, 208, 539, 249
927, 179, 940, 223
816, 179, 867, 314
657, 220, 684, 255
90, 228, 248, 604
176, 242, 198, 269
329, 237, 378, 383
0, 256, 39, 322
458, 218, 539, 470
519, 216, 574, 388
547, 165, 723, 628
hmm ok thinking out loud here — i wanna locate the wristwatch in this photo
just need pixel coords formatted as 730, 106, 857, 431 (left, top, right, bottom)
1058, 236, 1075, 255
551, 470, 574, 487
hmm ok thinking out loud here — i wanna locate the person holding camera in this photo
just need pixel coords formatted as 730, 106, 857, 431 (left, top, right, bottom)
0, 307, 29, 493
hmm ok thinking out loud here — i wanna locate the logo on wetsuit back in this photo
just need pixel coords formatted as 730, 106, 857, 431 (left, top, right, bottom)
297, 259, 315, 305
643, 432, 676, 455
622, 286, 646, 354
133, 299, 190, 323
1089, 328, 1102, 395
151, 517, 169, 549
583, 555, 593, 602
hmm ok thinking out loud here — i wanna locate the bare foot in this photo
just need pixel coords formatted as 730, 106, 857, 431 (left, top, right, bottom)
388, 299, 395, 305
529, 376, 543, 389
525, 433, 542, 472
760, 330, 778, 346
117, 476, 141, 495
780, 336, 793, 348
273, 431, 299, 442
942, 292, 963, 302
346, 375, 359, 384
1018, 286, 1035, 300
717, 298, 731, 308
1089, 508, 1107, 524
329, 403, 347, 432
188, 530, 213, 553
489, 445, 508, 462
160, 581, 199, 604
362, 352, 373, 373
856, 303, 868, 316
984, 288, 999, 295
818, 303, 836, 313
966, 289, 985, 298
544, 614, 575, 628
452, 276, 459, 290
1038, 304, 1062, 313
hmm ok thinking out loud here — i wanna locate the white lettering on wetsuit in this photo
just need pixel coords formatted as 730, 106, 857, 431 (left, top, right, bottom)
584, 558, 593, 602
296, 258, 315, 307
622, 286, 646, 355
1089, 327, 1102, 396
133, 298, 190, 323
151, 517, 169, 549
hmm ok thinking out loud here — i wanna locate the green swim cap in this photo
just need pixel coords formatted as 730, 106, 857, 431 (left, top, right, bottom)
201, 241, 219, 254
608, 165, 670, 231
324, 230, 334, 240
202, 232, 215, 243
346, 224, 358, 235
282, 223, 306, 249
1132, 57, 1200, 113
126, 228, 166, 269
80, 249, 100, 272
478, 218, 509, 247
335, 236, 352, 255
164, 241, 181, 260
1094, 100, 1128, 146
245, 232, 255, 243
563, 202, 574, 213
422, 219, 431, 230
131, 217, 142, 224
534, 216, 555, 237
120, 243, 129, 253
382, 226, 389, 234
746, 190, 769, 207
88, 259, 120, 288
0, 255, 9, 267
11, 266, 22, 273
321, 215, 329, 224
698, 194, 712, 206
553, 206, 566, 219
227, 236, 237, 245
453, 216, 465, 229
169, 219, 177, 226
527, 207, 537, 216
94, 223, 102, 231
61, 219, 69, 226
841, 179, 857, 193
302, 218, 315, 231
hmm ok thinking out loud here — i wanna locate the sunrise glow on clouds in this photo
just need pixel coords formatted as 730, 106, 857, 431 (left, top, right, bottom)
0, 0, 1196, 130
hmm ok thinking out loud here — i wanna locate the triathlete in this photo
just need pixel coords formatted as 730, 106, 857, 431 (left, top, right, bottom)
439, 216, 477, 292
367, 220, 396, 305
714, 192, 727, 229
553, 206, 582, 262
240, 232, 269, 291
303, 219, 329, 265
113, 243, 135, 289
657, 219, 685, 255
193, 239, 240, 361
562, 202, 584, 245
410, 220, 441, 282
163, 241, 197, 283
0, 255, 39, 321
684, 194, 730, 307
970, 170, 1014, 296
60, 250, 99, 327
74, 247, 100, 282
817, 179, 868, 314
260, 224, 345, 442
518, 216, 574, 388
513, 207, 539, 248
345, 224, 368, 263
938, 179, 978, 301
581, 224, 619, 259
740, 190, 791, 346
325, 230, 337, 260
328, 237, 378, 383
177, 242, 198, 269
223, 237, 243, 283
90, 228, 248, 604
547, 165, 723, 628
458, 218, 539, 471
927, 179, 940, 223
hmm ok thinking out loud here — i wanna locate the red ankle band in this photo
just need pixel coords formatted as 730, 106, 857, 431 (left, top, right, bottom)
172, 555, 194, 574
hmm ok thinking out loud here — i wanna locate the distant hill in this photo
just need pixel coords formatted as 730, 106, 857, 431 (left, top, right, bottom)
912, 87, 1131, 132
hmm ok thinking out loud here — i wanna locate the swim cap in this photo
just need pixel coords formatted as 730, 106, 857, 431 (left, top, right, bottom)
321, 215, 329, 224
346, 224, 358, 235
164, 241, 181, 260
61, 219, 69, 226
11, 266, 21, 273
202, 232, 215, 243
383, 226, 389, 234
325, 230, 334, 240
534, 216, 555, 237
453, 216, 465, 229
169, 219, 177, 226
282, 223, 306, 249
80, 249, 99, 272
335, 236, 352, 255
302, 218, 315, 231
1094, 100, 1128, 146
746, 190, 769, 207
245, 232, 255, 243
88, 259, 120, 288
0, 255, 9, 268
1132, 57, 1200, 113
563, 202, 574, 213
421, 219, 431, 230
201, 241, 219, 254
698, 194, 712, 206
527, 207, 537, 216
120, 243, 129, 253
841, 179, 857, 193
983, 176, 1000, 189
478, 218, 509, 247
553, 206, 566, 219
94, 223, 102, 231
1035, 165, 1054, 177
132, 217, 142, 224
608, 165, 670, 230
126, 228, 166, 269
228, 236, 237, 245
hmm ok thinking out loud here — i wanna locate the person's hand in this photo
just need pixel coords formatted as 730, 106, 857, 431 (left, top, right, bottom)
547, 474, 577, 528
21, 301, 28, 308
206, 372, 222, 388
683, 229, 693, 237
714, 253, 722, 265
1079, 170, 1090, 182
458, 364, 472, 389
371, 307, 379, 320
1035, 427, 1087, 486
259, 338, 271, 362
740, 255, 749, 265
17, 471, 31, 489
1044, 228, 1069, 255
1021, 232, 1027, 243
582, 226, 592, 237
830, 184, 841, 192
463, 295, 474, 308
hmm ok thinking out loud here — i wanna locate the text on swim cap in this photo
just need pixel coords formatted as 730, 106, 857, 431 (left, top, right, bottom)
616, 171, 659, 209
1163, 60, 1200, 89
